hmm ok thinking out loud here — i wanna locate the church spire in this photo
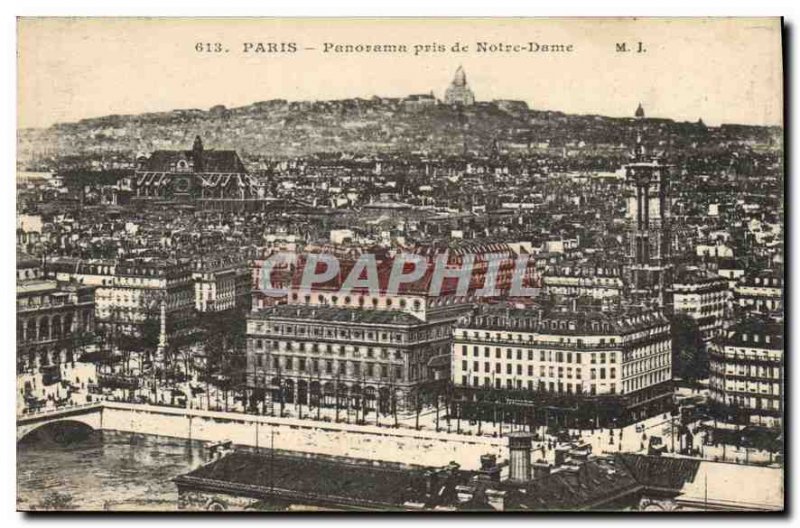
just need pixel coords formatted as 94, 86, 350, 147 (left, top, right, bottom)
635, 102, 645, 119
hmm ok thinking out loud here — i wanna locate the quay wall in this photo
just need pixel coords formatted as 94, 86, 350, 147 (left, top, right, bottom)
99, 402, 506, 470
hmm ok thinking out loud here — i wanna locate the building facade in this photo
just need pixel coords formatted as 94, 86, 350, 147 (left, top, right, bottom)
542, 264, 624, 301
49, 257, 195, 341
17, 279, 96, 374
733, 269, 783, 317
246, 304, 454, 414
193, 255, 251, 313
709, 318, 783, 428
672, 271, 730, 344
451, 304, 673, 428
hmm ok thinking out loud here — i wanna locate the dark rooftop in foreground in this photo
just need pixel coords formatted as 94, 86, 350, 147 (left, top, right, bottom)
175, 450, 472, 510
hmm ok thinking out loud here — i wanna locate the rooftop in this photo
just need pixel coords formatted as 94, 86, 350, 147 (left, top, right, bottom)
249, 304, 425, 326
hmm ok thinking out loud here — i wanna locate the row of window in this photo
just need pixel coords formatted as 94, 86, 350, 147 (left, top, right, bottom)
256, 324, 428, 343
622, 368, 669, 392
253, 339, 405, 361
253, 355, 411, 381
457, 360, 618, 381
458, 345, 617, 364
458, 377, 614, 395
290, 292, 423, 311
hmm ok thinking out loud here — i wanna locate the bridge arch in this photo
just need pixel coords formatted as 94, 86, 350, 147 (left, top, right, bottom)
17, 405, 102, 443
17, 418, 97, 444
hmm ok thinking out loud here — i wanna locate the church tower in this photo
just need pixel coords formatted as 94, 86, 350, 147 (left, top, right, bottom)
624, 133, 673, 308
192, 135, 204, 172
445, 66, 476, 106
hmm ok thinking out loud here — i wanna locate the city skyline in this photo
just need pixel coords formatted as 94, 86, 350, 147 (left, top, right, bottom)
18, 18, 783, 129
16, 17, 784, 513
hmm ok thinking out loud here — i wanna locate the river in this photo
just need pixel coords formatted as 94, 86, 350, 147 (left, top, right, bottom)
17, 430, 208, 511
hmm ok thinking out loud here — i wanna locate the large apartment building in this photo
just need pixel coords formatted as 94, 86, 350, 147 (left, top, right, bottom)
246, 304, 454, 415
48, 257, 195, 340
672, 270, 730, 344
709, 318, 783, 428
451, 304, 672, 428
733, 269, 783, 317
245, 251, 483, 414
192, 255, 251, 313
541, 263, 624, 301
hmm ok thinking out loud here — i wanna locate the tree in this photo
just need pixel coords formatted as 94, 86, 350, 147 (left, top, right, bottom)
671, 313, 708, 382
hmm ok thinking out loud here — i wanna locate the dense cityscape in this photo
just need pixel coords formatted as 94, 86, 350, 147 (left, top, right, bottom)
17, 67, 784, 511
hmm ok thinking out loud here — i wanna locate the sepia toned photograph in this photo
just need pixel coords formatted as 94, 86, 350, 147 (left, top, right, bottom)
15, 17, 784, 512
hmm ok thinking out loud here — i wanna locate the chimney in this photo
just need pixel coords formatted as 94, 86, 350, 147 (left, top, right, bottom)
507, 432, 533, 482
532, 461, 551, 480
485, 489, 507, 511
554, 445, 571, 467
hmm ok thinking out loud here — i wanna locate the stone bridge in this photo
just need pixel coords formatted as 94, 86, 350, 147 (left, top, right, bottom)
17, 402, 104, 441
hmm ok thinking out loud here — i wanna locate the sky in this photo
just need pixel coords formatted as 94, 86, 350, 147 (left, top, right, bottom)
17, 17, 784, 129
